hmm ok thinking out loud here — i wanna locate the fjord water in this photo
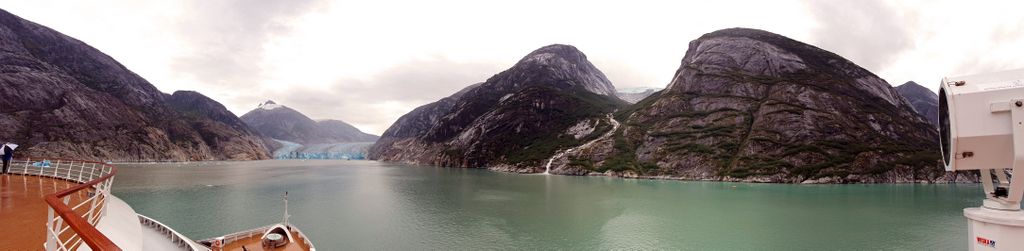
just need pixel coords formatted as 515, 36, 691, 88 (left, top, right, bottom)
113, 160, 977, 250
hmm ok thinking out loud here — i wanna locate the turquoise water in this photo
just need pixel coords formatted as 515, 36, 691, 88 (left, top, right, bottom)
113, 160, 980, 250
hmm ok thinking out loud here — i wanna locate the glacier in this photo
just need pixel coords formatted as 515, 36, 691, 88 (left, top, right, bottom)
271, 139, 374, 160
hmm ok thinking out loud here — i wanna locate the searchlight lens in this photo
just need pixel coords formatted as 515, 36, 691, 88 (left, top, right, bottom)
939, 87, 951, 165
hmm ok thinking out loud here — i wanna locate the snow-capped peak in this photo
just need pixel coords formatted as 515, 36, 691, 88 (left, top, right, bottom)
258, 100, 282, 110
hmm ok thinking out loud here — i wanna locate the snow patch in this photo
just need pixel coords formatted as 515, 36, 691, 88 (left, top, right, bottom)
565, 119, 597, 140
258, 100, 282, 110
545, 114, 621, 174
500, 93, 514, 102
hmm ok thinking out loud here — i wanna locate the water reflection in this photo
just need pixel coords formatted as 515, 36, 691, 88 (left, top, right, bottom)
113, 160, 980, 250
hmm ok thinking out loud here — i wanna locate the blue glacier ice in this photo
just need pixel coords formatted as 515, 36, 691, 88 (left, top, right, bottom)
271, 139, 374, 160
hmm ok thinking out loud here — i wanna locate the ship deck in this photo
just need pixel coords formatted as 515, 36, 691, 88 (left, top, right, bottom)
222, 229, 313, 251
0, 174, 93, 250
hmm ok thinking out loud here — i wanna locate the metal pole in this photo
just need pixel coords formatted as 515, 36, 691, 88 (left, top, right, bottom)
76, 163, 82, 182
101, 177, 114, 217
66, 160, 73, 179
283, 192, 289, 226
45, 206, 56, 251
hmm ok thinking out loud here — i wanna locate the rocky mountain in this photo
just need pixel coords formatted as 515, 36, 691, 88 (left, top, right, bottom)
239, 100, 379, 144
546, 28, 961, 183
895, 81, 939, 127
616, 87, 663, 103
369, 44, 627, 171
0, 9, 269, 161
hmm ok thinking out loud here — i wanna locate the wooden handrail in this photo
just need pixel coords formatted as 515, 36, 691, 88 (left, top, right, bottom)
23, 157, 123, 251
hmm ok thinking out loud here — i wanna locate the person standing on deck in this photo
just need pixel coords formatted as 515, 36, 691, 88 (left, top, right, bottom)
2, 142, 14, 174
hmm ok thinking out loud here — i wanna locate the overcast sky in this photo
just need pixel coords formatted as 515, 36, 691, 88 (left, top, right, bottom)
5, 0, 1024, 134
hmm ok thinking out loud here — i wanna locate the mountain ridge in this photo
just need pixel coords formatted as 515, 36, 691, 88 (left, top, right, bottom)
0, 8, 269, 161
370, 44, 626, 171
540, 28, 964, 183
895, 81, 939, 127
240, 100, 379, 145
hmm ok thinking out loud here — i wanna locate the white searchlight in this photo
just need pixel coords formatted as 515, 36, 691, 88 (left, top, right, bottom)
940, 68, 1024, 250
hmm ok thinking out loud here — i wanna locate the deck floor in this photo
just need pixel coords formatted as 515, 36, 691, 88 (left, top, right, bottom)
222, 230, 312, 251
0, 174, 92, 250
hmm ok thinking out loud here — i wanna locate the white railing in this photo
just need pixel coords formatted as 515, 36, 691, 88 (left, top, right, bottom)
290, 225, 317, 251
138, 215, 205, 251
197, 224, 316, 251
214, 226, 266, 247
11, 158, 112, 184
11, 157, 120, 251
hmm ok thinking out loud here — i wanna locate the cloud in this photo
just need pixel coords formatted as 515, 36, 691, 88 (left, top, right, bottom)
803, 0, 916, 73
591, 58, 669, 89
169, 0, 325, 90
952, 20, 1024, 75
267, 57, 504, 134
10, 0, 1024, 135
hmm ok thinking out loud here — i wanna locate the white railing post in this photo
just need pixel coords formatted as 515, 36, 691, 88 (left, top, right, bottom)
45, 206, 56, 251
76, 163, 82, 182
66, 160, 73, 179
54, 196, 70, 250
33, 159, 118, 250
53, 160, 60, 177
85, 181, 100, 225
101, 177, 113, 217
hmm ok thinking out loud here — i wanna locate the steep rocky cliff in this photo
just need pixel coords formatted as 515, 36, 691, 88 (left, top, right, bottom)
549, 28, 958, 183
0, 9, 269, 161
895, 81, 939, 127
240, 100, 378, 144
370, 44, 626, 171
166, 91, 270, 160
